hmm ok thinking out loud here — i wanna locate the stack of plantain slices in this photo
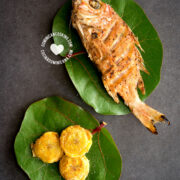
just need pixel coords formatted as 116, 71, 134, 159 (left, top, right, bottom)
31, 125, 93, 180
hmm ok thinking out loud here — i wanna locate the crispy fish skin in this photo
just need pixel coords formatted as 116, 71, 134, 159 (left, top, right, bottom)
71, 0, 169, 134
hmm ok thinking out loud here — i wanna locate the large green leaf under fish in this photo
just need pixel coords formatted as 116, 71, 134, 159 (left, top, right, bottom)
52, 0, 163, 115
14, 96, 122, 180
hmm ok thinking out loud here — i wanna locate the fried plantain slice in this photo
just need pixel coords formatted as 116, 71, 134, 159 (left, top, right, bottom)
59, 155, 89, 180
31, 132, 63, 163
60, 125, 92, 158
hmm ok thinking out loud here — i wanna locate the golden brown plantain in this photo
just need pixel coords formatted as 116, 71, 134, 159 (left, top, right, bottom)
60, 125, 92, 157
31, 132, 63, 163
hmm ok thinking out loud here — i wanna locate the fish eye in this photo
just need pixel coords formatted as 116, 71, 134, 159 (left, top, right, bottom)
89, 0, 101, 9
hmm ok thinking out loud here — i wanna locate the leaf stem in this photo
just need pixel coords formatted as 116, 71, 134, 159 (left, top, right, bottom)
66, 51, 86, 58
92, 122, 107, 135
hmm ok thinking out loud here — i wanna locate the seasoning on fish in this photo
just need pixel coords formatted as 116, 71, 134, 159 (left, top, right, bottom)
71, 0, 169, 134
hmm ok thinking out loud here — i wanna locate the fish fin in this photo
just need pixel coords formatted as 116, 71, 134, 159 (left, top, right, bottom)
135, 46, 149, 74
108, 91, 119, 103
103, 78, 119, 103
140, 63, 149, 74
131, 101, 170, 134
134, 36, 144, 52
138, 76, 145, 95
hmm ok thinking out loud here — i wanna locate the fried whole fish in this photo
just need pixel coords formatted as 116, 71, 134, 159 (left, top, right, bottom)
71, 0, 169, 134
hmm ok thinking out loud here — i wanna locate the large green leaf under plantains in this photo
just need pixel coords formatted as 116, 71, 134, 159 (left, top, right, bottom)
14, 96, 122, 180
52, 0, 163, 115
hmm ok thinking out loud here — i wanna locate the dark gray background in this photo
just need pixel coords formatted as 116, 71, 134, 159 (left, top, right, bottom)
0, 0, 179, 179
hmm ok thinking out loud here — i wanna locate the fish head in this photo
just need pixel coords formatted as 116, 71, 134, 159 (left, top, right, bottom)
72, 0, 103, 9
72, 0, 113, 27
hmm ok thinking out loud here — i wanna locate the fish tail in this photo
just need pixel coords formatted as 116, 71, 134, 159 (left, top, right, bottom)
130, 101, 170, 134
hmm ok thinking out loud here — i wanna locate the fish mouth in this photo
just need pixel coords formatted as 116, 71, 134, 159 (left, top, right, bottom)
72, 0, 82, 7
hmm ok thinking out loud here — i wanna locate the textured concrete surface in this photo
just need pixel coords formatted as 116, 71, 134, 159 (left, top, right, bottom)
0, 0, 179, 179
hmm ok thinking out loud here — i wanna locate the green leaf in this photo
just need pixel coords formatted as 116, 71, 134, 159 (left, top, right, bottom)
52, 0, 163, 115
14, 96, 122, 180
